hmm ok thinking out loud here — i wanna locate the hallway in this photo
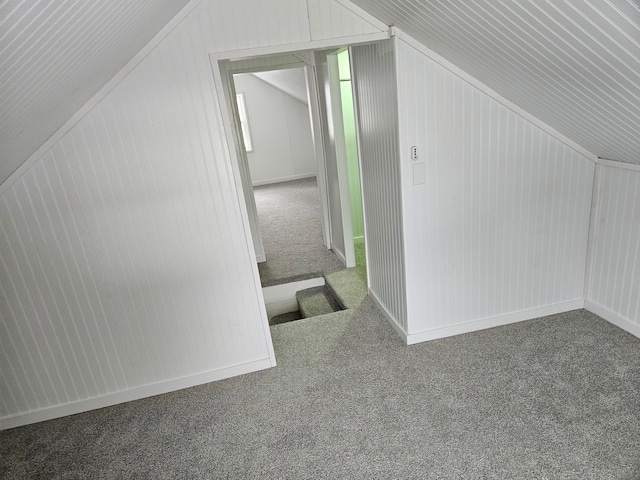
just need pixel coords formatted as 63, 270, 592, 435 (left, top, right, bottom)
253, 177, 345, 286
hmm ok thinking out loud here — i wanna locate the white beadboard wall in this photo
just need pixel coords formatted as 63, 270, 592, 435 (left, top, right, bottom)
0, 0, 386, 429
233, 72, 316, 186
350, 40, 408, 333
585, 161, 640, 338
308, 0, 388, 41
395, 38, 594, 342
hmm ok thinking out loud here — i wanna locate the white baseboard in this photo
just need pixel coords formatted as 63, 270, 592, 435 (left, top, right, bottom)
585, 300, 640, 339
251, 173, 316, 187
0, 358, 273, 431
332, 246, 347, 267
406, 299, 585, 345
369, 288, 408, 342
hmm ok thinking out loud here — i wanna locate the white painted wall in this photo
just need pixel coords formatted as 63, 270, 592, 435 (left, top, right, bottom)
395, 37, 595, 343
350, 40, 408, 333
0, 0, 387, 429
233, 72, 316, 186
585, 161, 640, 339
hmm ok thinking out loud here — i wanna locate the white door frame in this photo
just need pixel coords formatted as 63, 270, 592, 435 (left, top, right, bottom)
305, 61, 332, 249
217, 56, 324, 264
327, 49, 356, 267
209, 32, 387, 266
216, 59, 267, 262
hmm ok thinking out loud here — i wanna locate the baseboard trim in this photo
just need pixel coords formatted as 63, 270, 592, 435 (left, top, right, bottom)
0, 358, 273, 431
406, 299, 585, 345
332, 245, 347, 267
585, 300, 640, 339
369, 288, 408, 343
251, 173, 316, 187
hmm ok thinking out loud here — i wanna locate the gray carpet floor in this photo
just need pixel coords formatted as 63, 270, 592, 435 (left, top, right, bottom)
254, 177, 346, 286
2, 305, 640, 479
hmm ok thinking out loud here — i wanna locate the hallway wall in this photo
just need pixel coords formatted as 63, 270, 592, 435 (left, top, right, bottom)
351, 40, 408, 333
233, 72, 316, 186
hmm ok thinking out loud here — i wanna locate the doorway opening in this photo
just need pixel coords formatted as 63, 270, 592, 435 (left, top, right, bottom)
217, 46, 372, 326
232, 67, 345, 287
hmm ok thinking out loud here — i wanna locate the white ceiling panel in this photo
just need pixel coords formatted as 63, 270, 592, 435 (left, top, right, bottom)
350, 0, 640, 164
0, 0, 191, 184
252, 67, 309, 104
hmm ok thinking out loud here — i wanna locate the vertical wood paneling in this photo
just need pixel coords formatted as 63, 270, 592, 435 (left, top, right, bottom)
1, 0, 386, 427
350, 0, 640, 165
307, 0, 387, 41
350, 40, 407, 331
197, 0, 310, 53
395, 38, 594, 335
586, 163, 640, 331
0, 157, 128, 416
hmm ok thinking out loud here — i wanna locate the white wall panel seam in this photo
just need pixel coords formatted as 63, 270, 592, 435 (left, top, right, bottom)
24, 171, 99, 398
59, 135, 129, 389
38, 158, 111, 391
45, 149, 123, 391
0, 273, 40, 411
1, 196, 65, 405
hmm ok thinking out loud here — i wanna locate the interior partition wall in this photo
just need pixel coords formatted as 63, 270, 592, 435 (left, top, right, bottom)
394, 36, 595, 343
0, 0, 388, 430
585, 161, 640, 339
350, 40, 408, 334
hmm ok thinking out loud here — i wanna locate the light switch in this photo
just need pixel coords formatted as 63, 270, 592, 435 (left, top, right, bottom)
413, 162, 426, 185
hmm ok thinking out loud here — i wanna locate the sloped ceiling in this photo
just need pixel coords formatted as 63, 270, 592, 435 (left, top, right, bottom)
252, 68, 309, 104
0, 0, 191, 185
350, 0, 640, 165
2, 0, 638, 189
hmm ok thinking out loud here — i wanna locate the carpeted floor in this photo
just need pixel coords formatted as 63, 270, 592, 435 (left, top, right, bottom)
254, 177, 346, 286
2, 306, 640, 479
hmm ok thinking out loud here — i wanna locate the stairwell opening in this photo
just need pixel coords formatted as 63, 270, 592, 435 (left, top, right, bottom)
218, 46, 371, 331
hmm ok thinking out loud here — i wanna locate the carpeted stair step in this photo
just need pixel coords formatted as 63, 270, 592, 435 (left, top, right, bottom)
269, 310, 303, 326
296, 285, 344, 318
325, 268, 368, 310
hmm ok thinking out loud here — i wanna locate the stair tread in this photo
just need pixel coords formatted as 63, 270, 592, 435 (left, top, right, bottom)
296, 285, 342, 318
325, 268, 368, 310
269, 310, 303, 326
